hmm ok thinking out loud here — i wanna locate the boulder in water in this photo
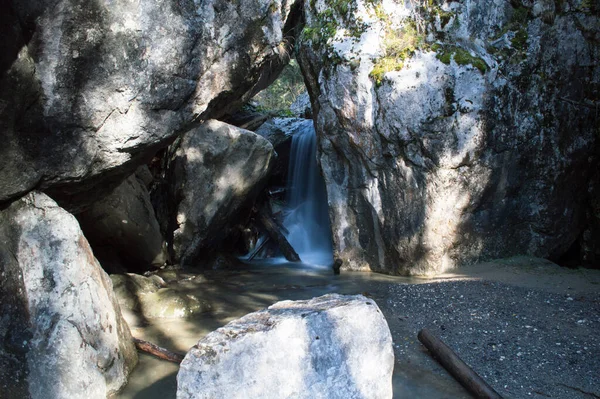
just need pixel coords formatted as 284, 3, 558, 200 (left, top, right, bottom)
111, 273, 211, 319
0, 192, 137, 398
177, 294, 394, 399
168, 120, 274, 265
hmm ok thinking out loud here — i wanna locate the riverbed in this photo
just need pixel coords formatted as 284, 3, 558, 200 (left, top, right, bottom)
116, 257, 600, 399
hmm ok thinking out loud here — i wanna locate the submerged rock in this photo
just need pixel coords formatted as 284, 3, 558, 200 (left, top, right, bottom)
298, 0, 599, 274
0, 192, 137, 398
177, 294, 394, 399
0, 0, 301, 210
77, 173, 168, 273
167, 120, 274, 265
111, 273, 211, 319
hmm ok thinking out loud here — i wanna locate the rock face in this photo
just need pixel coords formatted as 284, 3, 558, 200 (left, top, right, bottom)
177, 294, 394, 399
298, 0, 599, 274
255, 117, 313, 184
167, 120, 274, 265
290, 92, 313, 118
0, 0, 301, 210
581, 169, 600, 266
0, 192, 137, 398
77, 172, 168, 273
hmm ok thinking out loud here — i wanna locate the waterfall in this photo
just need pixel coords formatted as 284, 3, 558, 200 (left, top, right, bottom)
283, 120, 333, 266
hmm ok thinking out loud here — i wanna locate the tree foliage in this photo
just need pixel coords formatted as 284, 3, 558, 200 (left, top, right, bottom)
252, 59, 305, 115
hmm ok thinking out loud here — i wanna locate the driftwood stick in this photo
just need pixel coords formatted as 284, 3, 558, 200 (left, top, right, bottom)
418, 328, 503, 399
133, 337, 185, 364
248, 236, 270, 261
257, 205, 300, 262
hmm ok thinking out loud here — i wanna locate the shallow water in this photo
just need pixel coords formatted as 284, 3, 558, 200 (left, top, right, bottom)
115, 257, 600, 398
116, 260, 472, 399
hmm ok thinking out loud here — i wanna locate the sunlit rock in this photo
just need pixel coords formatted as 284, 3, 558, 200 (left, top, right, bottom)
0, 192, 137, 398
77, 173, 168, 273
297, 0, 599, 274
177, 294, 394, 399
168, 120, 274, 265
0, 0, 301, 211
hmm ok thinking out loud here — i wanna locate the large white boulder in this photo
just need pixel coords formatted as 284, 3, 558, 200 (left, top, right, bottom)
0, 192, 137, 398
177, 294, 394, 399
1, 0, 301, 211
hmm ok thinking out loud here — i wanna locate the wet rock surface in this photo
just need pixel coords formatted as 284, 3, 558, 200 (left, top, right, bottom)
177, 294, 394, 399
111, 273, 211, 319
0, 192, 137, 398
255, 117, 314, 185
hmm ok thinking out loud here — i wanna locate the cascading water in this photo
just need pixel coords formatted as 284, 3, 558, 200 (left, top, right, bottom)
283, 120, 333, 266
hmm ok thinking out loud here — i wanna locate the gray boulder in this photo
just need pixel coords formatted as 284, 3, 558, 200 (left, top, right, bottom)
77, 173, 168, 273
297, 0, 599, 274
168, 120, 274, 264
0, 192, 137, 398
177, 294, 394, 399
1, 0, 301, 211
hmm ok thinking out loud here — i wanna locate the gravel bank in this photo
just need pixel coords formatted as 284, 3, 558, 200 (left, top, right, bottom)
384, 280, 600, 399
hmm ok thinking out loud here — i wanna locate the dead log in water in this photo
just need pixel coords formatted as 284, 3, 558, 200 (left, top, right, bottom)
257, 205, 300, 262
133, 337, 185, 364
418, 328, 503, 399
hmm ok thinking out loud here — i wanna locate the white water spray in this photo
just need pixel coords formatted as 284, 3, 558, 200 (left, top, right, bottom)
283, 120, 333, 266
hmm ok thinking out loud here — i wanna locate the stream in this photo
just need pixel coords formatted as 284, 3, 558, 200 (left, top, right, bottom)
116, 260, 471, 399
116, 257, 600, 399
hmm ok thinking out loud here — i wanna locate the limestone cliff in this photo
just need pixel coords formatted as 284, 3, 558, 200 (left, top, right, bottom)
298, 0, 599, 274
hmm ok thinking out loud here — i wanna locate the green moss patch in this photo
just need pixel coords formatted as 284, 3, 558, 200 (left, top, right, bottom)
435, 46, 488, 74
369, 22, 426, 86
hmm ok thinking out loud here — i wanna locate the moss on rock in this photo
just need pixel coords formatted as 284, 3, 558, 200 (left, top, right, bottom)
435, 46, 488, 74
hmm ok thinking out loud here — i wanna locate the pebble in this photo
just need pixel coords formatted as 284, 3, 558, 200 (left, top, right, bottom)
384, 280, 600, 399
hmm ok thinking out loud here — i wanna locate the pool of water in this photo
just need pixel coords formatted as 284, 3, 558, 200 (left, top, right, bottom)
115, 260, 474, 399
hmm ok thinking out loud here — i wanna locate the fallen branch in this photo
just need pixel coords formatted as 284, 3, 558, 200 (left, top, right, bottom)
133, 337, 185, 364
418, 328, 503, 399
248, 236, 271, 261
257, 204, 300, 262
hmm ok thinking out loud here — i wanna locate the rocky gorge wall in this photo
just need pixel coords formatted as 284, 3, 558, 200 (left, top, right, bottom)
297, 0, 599, 274
0, 0, 301, 212
0, 0, 598, 395
0, 0, 302, 395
